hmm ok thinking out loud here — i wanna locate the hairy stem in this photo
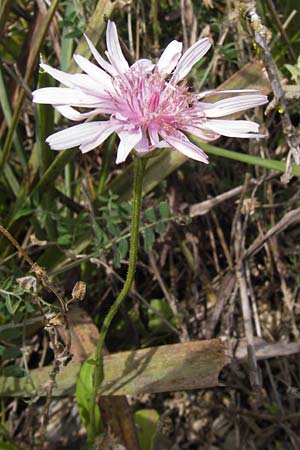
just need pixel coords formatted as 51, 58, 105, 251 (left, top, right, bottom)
89, 156, 147, 442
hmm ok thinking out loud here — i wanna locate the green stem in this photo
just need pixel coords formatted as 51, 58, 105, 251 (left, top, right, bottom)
89, 156, 147, 442
200, 141, 300, 176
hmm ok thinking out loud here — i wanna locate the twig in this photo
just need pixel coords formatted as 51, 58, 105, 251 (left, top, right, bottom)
233, 175, 261, 390
206, 214, 221, 274
271, 9, 297, 50
149, 250, 189, 342
243, 205, 300, 260
190, 175, 275, 218
266, 183, 299, 340
264, 0, 296, 61
180, 0, 188, 50
0, 224, 72, 448
127, 3, 134, 59
210, 209, 233, 269
240, 0, 300, 182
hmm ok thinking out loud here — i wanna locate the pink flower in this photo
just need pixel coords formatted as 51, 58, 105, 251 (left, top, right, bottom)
32, 21, 267, 164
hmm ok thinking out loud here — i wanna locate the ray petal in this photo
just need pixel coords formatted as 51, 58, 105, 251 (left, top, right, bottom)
172, 38, 211, 82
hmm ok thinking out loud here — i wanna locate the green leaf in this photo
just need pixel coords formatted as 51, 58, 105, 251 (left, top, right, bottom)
65, 29, 82, 39
134, 409, 160, 450
57, 234, 72, 246
0, 328, 22, 343
0, 440, 23, 450
36, 71, 55, 174
2, 292, 22, 315
285, 63, 300, 84
159, 201, 169, 219
145, 207, 156, 222
33, 148, 80, 194
148, 299, 173, 333
2, 347, 22, 360
107, 221, 121, 237
1, 366, 26, 378
76, 356, 101, 444
0, 0, 60, 172
113, 246, 121, 268
118, 238, 128, 259
12, 206, 35, 221
143, 228, 155, 253
93, 222, 104, 245
0, 62, 26, 169
155, 220, 165, 235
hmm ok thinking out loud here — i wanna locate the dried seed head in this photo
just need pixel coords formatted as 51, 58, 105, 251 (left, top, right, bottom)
72, 281, 86, 302
16, 275, 37, 292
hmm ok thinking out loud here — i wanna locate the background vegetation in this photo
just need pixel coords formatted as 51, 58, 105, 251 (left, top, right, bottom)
1, 0, 300, 449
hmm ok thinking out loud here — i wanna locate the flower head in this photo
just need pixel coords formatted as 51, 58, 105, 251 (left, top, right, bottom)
32, 21, 268, 164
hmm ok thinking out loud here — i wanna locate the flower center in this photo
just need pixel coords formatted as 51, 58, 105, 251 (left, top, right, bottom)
112, 67, 198, 130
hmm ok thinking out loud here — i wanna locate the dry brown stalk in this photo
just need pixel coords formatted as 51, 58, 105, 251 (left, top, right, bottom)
240, 0, 300, 182
233, 174, 261, 390
149, 250, 190, 342
243, 205, 300, 260
2, 336, 300, 398
0, 224, 73, 447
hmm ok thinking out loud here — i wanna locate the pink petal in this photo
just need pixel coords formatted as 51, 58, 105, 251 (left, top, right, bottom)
134, 130, 150, 154
156, 40, 183, 75
131, 59, 154, 72
201, 94, 268, 118
197, 89, 259, 100
162, 131, 209, 163
80, 121, 119, 153
148, 125, 160, 146
106, 20, 129, 75
54, 106, 102, 121
46, 122, 105, 150
202, 119, 265, 138
116, 128, 142, 164
73, 54, 113, 90
40, 63, 103, 95
84, 33, 118, 77
32, 87, 102, 106
172, 38, 211, 82
181, 124, 219, 141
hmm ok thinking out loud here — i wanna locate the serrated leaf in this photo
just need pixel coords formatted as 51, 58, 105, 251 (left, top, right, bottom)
118, 238, 128, 259
145, 207, 156, 222
159, 201, 169, 219
143, 228, 155, 253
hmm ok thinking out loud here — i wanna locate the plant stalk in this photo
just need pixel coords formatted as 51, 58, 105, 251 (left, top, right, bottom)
89, 156, 147, 442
